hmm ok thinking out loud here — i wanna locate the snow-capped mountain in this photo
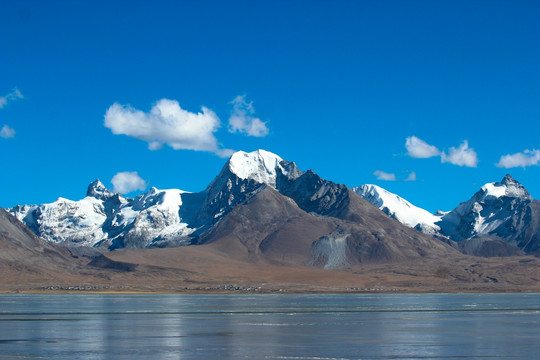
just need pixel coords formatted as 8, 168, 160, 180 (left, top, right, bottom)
10, 148, 538, 259
228, 149, 288, 187
437, 174, 540, 255
9, 180, 197, 249
353, 184, 441, 235
8, 150, 301, 250
195, 153, 453, 265
356, 175, 540, 256
195, 149, 301, 225
8, 149, 454, 266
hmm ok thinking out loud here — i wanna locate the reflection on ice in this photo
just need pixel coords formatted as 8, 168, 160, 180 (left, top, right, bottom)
1, 293, 540, 359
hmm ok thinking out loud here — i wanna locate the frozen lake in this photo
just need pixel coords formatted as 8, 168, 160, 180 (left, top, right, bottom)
1, 292, 540, 359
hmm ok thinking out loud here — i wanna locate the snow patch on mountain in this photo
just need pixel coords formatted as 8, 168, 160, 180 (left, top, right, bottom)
11, 196, 110, 246
353, 184, 441, 234
114, 202, 192, 248
482, 182, 507, 199
9, 182, 197, 249
110, 187, 195, 249
476, 176, 530, 203
228, 149, 286, 187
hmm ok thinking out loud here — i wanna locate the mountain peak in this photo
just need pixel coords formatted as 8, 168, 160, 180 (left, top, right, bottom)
501, 174, 516, 185
480, 175, 531, 200
227, 149, 285, 187
499, 174, 531, 199
86, 179, 114, 199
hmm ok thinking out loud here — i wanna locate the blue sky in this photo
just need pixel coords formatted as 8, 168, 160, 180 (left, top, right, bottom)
1, 0, 539, 212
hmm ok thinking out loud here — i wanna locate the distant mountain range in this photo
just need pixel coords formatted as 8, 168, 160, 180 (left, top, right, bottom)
7, 149, 540, 262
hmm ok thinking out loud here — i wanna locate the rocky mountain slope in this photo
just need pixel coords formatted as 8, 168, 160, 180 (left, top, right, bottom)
438, 175, 540, 256
8, 149, 455, 266
0, 207, 84, 286
356, 175, 540, 257
4, 203, 540, 293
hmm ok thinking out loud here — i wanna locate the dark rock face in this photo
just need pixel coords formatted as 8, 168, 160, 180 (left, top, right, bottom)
194, 165, 267, 228
518, 200, 540, 255
437, 175, 540, 257
277, 169, 351, 218
87, 179, 115, 200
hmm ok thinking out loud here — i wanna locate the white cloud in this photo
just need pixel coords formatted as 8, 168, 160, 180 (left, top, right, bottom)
111, 171, 147, 194
405, 171, 417, 181
0, 88, 24, 109
405, 136, 441, 158
228, 95, 269, 137
496, 149, 540, 168
0, 125, 15, 138
374, 170, 396, 181
405, 136, 479, 168
104, 99, 234, 158
441, 140, 478, 167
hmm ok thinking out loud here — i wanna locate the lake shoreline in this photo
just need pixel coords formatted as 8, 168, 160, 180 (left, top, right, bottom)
3, 288, 540, 295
